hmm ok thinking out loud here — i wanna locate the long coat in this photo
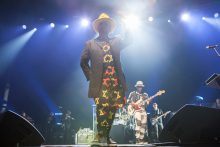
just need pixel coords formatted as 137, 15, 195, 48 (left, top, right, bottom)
80, 37, 128, 98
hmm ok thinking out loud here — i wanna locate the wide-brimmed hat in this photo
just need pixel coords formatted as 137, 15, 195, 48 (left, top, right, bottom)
135, 81, 145, 87
93, 13, 116, 33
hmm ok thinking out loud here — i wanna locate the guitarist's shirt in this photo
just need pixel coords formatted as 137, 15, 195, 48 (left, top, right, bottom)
127, 91, 149, 108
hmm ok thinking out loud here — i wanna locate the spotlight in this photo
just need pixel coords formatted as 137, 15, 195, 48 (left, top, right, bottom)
81, 19, 89, 27
181, 13, 190, 21
65, 25, 69, 29
214, 13, 219, 18
22, 25, 27, 29
148, 17, 154, 22
196, 96, 204, 101
168, 19, 171, 23
202, 17, 206, 20
33, 28, 37, 31
122, 15, 141, 30
50, 23, 55, 28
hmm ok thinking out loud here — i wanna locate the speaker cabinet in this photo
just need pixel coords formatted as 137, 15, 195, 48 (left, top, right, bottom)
0, 110, 45, 146
159, 105, 220, 144
110, 124, 127, 144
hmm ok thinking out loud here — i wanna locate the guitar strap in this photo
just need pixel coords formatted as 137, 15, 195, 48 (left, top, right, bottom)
135, 91, 141, 101
156, 109, 160, 115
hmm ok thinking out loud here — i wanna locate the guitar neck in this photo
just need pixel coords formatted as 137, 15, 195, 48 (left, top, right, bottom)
156, 111, 171, 120
157, 113, 166, 120
145, 94, 157, 103
135, 90, 165, 106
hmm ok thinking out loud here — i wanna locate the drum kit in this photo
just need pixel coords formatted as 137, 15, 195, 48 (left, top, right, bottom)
113, 107, 150, 133
113, 107, 135, 128
113, 113, 130, 125
111, 107, 137, 143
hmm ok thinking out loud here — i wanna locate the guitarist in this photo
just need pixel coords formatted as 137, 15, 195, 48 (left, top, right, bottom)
150, 103, 164, 142
127, 81, 150, 144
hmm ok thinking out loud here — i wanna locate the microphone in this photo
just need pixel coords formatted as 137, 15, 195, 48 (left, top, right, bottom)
206, 44, 219, 49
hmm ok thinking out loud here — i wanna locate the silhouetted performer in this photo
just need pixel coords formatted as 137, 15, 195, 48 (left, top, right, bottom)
45, 112, 55, 144
63, 110, 75, 144
150, 103, 163, 142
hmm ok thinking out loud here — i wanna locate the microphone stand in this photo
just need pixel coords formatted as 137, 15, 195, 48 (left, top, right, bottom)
207, 44, 220, 57
213, 46, 220, 57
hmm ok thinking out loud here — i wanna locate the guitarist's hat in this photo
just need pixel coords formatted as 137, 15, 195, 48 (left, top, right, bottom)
135, 81, 145, 87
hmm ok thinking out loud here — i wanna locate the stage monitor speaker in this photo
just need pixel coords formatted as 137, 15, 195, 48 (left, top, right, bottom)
205, 73, 220, 89
110, 124, 127, 144
0, 110, 45, 146
159, 105, 220, 144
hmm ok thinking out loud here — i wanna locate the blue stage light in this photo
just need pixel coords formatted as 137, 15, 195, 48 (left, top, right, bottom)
22, 25, 27, 29
196, 96, 204, 101
214, 13, 219, 18
50, 23, 55, 28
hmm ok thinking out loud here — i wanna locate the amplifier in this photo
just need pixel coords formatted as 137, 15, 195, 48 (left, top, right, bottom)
75, 128, 94, 144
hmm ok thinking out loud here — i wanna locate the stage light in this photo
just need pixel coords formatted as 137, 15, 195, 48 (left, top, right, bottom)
181, 13, 190, 21
22, 25, 27, 30
148, 17, 154, 22
65, 25, 69, 29
122, 15, 141, 30
204, 16, 220, 30
168, 19, 171, 23
34, 28, 37, 31
55, 112, 63, 116
0, 28, 37, 75
196, 96, 204, 101
214, 13, 219, 18
202, 17, 206, 20
81, 18, 89, 27
50, 23, 55, 28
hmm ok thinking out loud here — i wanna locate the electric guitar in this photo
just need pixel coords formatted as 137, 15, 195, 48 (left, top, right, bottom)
127, 90, 165, 116
150, 111, 171, 125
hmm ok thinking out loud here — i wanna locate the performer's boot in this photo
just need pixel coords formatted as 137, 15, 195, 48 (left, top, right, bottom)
98, 131, 107, 143
136, 138, 144, 144
106, 125, 117, 144
107, 136, 117, 144
92, 130, 107, 145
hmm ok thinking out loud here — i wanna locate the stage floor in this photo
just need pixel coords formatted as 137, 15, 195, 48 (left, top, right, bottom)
42, 144, 156, 147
